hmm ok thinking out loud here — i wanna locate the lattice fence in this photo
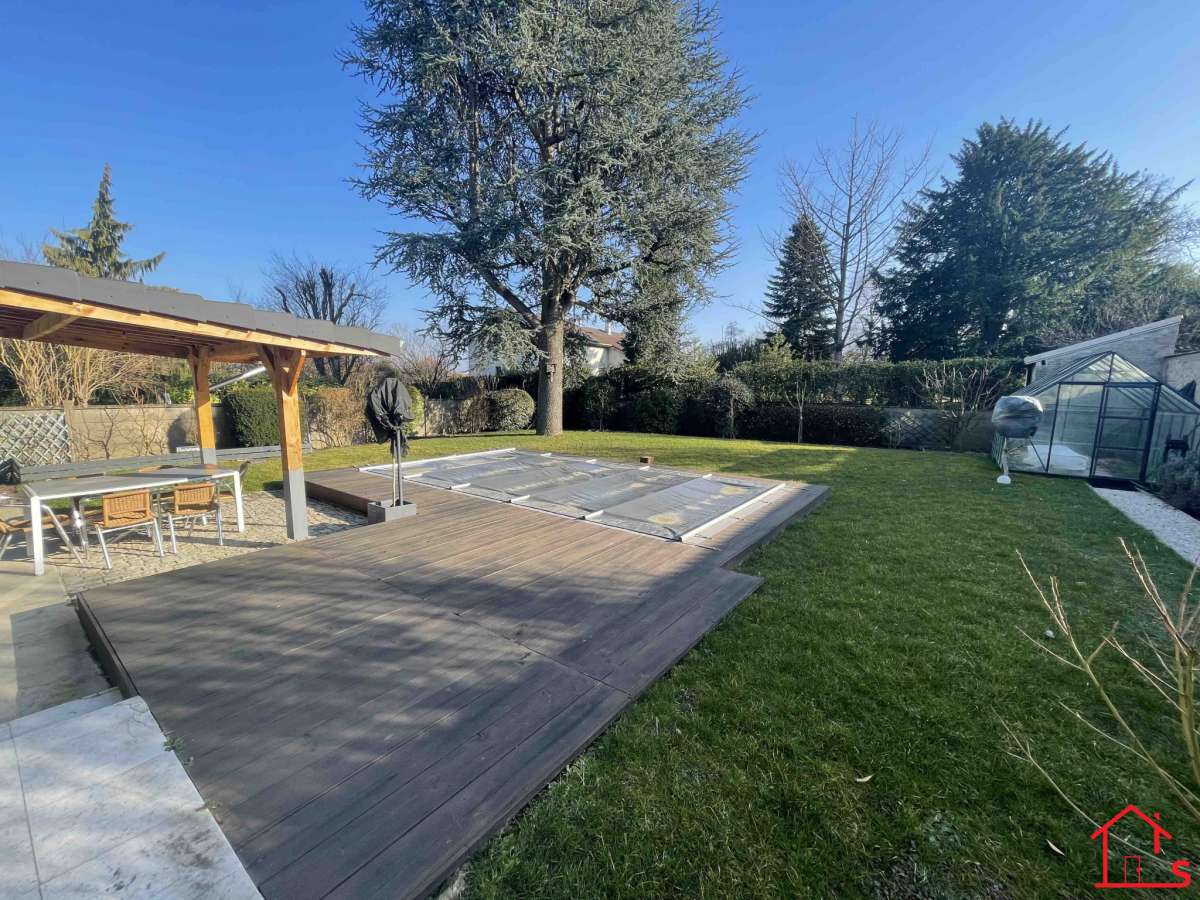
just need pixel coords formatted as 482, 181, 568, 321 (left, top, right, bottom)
0, 410, 72, 467
882, 409, 955, 450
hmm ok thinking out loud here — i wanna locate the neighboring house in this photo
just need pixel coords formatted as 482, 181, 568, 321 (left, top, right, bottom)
467, 322, 627, 376
1024, 316, 1198, 399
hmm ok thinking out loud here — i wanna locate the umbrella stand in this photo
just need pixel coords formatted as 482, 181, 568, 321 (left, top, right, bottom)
393, 432, 405, 507
365, 378, 418, 524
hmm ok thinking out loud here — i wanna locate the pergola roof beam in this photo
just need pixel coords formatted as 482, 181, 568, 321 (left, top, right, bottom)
23, 311, 79, 341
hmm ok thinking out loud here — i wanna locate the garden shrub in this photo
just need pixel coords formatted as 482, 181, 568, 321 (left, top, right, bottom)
223, 385, 288, 447
306, 386, 367, 448
707, 374, 753, 439
581, 378, 617, 430
673, 375, 718, 437
403, 384, 424, 437
1159, 456, 1200, 517
486, 388, 535, 431
631, 386, 683, 434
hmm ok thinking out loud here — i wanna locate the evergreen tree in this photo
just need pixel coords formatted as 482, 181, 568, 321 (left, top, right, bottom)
43, 165, 164, 280
875, 120, 1186, 360
346, 0, 751, 435
763, 214, 835, 357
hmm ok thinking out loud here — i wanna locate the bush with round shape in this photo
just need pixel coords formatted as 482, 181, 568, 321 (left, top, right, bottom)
486, 388, 535, 431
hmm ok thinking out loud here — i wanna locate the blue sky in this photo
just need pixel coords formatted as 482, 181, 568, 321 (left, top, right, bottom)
3, 0, 1198, 342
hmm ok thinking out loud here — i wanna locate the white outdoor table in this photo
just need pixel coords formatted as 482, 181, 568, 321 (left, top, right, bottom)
20, 467, 245, 576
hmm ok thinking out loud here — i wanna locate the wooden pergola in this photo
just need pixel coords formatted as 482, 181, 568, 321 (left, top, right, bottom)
0, 262, 401, 540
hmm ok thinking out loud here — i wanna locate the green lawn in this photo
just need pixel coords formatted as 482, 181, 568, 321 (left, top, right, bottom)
251, 432, 1196, 898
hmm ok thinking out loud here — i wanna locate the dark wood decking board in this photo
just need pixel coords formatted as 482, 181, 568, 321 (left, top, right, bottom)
79, 464, 827, 900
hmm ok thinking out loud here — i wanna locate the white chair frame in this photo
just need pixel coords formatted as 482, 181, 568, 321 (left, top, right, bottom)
0, 502, 85, 565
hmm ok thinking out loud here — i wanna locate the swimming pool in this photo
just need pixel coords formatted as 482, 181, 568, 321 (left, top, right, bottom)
360, 449, 783, 541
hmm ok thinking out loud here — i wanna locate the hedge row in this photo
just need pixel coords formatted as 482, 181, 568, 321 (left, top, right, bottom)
222, 383, 428, 448
731, 356, 1023, 407
560, 355, 1022, 446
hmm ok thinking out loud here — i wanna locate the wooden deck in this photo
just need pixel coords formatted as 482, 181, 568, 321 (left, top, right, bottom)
78, 467, 827, 900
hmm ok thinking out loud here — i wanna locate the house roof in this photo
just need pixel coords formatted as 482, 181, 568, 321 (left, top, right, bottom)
0, 260, 404, 363
1024, 317, 1184, 366
577, 324, 625, 350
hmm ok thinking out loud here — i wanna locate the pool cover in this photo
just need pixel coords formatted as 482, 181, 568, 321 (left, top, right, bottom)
361, 450, 781, 541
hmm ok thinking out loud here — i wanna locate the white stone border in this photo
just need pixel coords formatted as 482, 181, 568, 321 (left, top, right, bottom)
1091, 485, 1200, 566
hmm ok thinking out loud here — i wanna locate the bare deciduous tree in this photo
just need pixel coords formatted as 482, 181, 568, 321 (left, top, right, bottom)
0, 237, 160, 407
918, 360, 1011, 449
393, 328, 458, 400
262, 254, 386, 385
783, 119, 930, 360
0, 339, 158, 408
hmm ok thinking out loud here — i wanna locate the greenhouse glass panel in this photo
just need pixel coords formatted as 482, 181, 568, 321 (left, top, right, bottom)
1073, 355, 1116, 382
1146, 390, 1200, 483
1107, 355, 1156, 382
1047, 384, 1102, 474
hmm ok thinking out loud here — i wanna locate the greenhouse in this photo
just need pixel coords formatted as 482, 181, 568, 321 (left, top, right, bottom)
993, 350, 1200, 484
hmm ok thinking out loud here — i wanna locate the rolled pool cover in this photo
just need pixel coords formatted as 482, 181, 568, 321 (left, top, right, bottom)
992, 395, 1043, 438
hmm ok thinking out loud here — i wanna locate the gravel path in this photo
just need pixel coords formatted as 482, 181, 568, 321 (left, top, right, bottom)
1091, 485, 1200, 566
46, 490, 363, 593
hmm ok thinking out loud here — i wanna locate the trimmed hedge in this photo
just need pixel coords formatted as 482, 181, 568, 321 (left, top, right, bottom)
223, 385, 289, 447
403, 385, 425, 438
631, 387, 683, 434
738, 402, 889, 447
306, 387, 365, 447
486, 388, 535, 431
733, 356, 1023, 407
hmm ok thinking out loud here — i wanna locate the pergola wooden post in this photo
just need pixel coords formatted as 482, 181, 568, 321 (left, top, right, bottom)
187, 347, 217, 466
258, 346, 308, 540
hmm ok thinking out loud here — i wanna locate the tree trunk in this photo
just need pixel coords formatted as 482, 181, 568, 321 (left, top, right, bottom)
535, 301, 565, 436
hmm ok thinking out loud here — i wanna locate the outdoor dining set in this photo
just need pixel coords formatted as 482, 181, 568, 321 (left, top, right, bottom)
0, 462, 249, 576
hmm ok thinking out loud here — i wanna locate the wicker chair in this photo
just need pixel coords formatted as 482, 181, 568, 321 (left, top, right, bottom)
0, 502, 84, 564
161, 481, 224, 554
84, 489, 164, 570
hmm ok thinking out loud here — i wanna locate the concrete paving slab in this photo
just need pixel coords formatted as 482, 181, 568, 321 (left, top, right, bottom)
0, 560, 107, 724
16, 697, 163, 811
7, 696, 260, 899
0, 812, 40, 898
8, 688, 120, 739
30, 751, 200, 881
0, 734, 23, 823
39, 805, 259, 900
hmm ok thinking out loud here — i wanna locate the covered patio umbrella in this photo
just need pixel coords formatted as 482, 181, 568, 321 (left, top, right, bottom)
365, 378, 414, 507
